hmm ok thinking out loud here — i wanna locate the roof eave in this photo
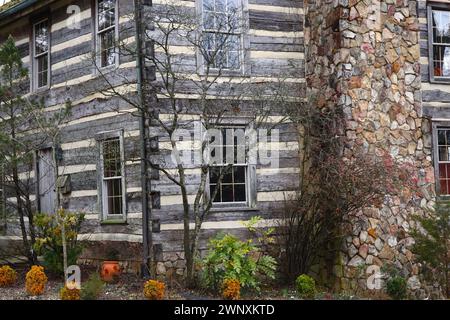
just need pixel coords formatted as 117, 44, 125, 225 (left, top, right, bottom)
0, 0, 38, 20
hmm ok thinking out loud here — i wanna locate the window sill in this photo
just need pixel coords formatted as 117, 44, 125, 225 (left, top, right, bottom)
198, 68, 248, 78
94, 63, 119, 77
31, 86, 51, 95
429, 78, 450, 84
100, 219, 128, 225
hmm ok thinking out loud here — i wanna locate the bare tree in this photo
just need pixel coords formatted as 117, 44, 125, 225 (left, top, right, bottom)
0, 36, 71, 267
278, 99, 420, 283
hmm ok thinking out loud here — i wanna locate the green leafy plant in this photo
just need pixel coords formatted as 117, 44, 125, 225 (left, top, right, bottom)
295, 274, 316, 299
411, 199, 450, 297
386, 276, 407, 300
201, 233, 277, 293
81, 273, 104, 300
33, 209, 85, 275
381, 263, 407, 300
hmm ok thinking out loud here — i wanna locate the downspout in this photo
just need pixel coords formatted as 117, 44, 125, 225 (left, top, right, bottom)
134, 0, 153, 278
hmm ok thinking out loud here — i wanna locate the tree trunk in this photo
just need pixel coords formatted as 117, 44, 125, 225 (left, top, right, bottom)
13, 169, 36, 265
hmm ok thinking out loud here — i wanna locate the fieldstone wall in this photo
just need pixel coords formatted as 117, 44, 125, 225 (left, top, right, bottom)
305, 0, 439, 298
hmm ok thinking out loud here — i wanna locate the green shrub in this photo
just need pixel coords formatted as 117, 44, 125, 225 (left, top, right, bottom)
295, 274, 316, 299
386, 276, 407, 300
201, 233, 277, 293
81, 273, 104, 300
33, 209, 85, 275
412, 199, 450, 298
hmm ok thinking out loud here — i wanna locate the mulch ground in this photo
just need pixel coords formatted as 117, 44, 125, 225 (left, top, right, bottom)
0, 266, 301, 300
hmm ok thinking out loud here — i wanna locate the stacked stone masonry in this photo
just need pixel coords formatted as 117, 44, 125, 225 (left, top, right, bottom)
305, 0, 440, 298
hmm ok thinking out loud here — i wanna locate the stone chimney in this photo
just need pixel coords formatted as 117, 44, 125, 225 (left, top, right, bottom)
305, 0, 437, 298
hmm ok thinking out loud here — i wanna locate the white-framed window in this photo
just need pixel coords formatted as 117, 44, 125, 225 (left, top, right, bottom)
96, 0, 118, 68
435, 127, 450, 195
32, 19, 50, 90
201, 0, 243, 70
98, 132, 126, 220
208, 127, 250, 206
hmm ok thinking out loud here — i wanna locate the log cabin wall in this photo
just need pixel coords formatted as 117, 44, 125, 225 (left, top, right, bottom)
0, 0, 304, 278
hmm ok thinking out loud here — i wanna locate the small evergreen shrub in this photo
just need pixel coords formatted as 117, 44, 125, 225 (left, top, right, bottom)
386, 276, 407, 300
81, 273, 104, 300
295, 274, 316, 299
143, 280, 165, 300
222, 278, 241, 300
0, 265, 18, 287
60, 284, 81, 300
25, 265, 48, 296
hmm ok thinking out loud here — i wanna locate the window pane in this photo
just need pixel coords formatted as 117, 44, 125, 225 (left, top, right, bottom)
203, 11, 215, 29
439, 130, 446, 145
233, 166, 245, 183
35, 21, 49, 55
234, 184, 246, 202
203, 0, 214, 11
210, 167, 220, 184
433, 45, 450, 77
98, 0, 116, 31
222, 185, 233, 202
100, 29, 116, 67
228, 51, 240, 71
210, 184, 221, 202
202, 0, 241, 70
440, 179, 448, 195
204, 32, 215, 50
103, 138, 121, 177
37, 55, 48, 88
106, 178, 123, 215
439, 146, 448, 161
216, 0, 226, 13
228, 0, 239, 11
433, 10, 450, 44
222, 168, 232, 183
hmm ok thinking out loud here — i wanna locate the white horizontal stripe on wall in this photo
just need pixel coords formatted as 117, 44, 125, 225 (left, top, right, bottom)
257, 167, 299, 175
155, 73, 305, 84
61, 130, 139, 151
15, 37, 29, 46
250, 51, 304, 60
257, 190, 296, 202
160, 218, 280, 231
78, 233, 143, 242
249, 29, 303, 38
156, 93, 305, 102
422, 82, 450, 93
47, 82, 137, 112
152, 0, 303, 15
248, 4, 303, 15
51, 9, 91, 32
158, 140, 299, 151
152, 0, 195, 7
51, 34, 92, 53
60, 107, 137, 128
52, 53, 91, 71
52, 61, 136, 88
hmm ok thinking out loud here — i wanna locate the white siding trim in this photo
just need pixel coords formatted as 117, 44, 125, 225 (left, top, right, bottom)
51, 9, 91, 32
250, 50, 304, 60
248, 4, 303, 15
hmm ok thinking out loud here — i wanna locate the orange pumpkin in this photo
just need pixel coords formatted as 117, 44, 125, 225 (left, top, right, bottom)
100, 261, 121, 282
